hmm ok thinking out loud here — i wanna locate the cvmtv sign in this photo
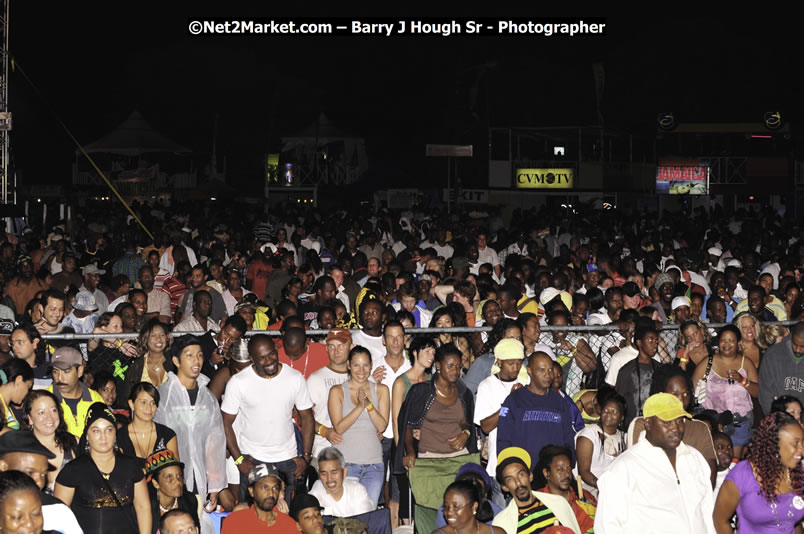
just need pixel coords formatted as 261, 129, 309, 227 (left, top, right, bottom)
515, 168, 574, 189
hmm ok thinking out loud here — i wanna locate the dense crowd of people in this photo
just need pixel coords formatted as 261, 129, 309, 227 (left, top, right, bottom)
0, 200, 802, 533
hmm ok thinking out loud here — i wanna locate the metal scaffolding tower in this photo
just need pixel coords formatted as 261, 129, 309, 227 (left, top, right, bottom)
0, 0, 10, 207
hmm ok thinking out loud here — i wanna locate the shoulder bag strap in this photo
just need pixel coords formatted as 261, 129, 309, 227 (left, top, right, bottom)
93, 457, 140, 533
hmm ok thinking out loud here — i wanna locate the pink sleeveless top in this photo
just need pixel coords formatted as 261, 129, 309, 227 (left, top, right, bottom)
702, 357, 753, 416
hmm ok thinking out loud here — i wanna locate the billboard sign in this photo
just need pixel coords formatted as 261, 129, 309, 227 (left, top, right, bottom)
515, 168, 574, 189
656, 165, 709, 195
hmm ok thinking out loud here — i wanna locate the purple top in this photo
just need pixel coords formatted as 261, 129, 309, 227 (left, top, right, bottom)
726, 460, 804, 533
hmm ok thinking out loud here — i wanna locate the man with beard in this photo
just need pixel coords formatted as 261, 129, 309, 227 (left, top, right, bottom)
351, 299, 386, 362
595, 393, 714, 533
222, 334, 314, 504
221, 463, 297, 533
536, 445, 596, 533
493, 446, 581, 533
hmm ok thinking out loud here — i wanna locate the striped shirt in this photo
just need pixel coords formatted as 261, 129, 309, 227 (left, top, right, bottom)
518, 499, 558, 533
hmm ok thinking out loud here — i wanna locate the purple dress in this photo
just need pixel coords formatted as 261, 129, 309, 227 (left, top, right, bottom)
726, 460, 804, 533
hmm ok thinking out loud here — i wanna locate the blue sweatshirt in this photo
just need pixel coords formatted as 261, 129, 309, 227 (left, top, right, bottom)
497, 387, 576, 465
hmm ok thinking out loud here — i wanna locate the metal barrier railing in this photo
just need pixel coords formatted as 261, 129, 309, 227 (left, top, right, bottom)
38, 321, 800, 340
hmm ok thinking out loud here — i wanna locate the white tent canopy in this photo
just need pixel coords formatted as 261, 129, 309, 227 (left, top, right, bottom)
81, 111, 191, 156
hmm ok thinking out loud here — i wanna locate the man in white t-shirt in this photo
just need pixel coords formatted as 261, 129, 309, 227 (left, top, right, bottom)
370, 320, 411, 517
308, 447, 375, 518
221, 334, 315, 503
477, 231, 501, 279
474, 338, 527, 508
351, 300, 386, 362
431, 229, 454, 259
307, 328, 353, 458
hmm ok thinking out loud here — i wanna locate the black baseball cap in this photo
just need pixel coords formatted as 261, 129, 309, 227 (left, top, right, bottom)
622, 281, 641, 298
290, 493, 324, 521
0, 431, 56, 459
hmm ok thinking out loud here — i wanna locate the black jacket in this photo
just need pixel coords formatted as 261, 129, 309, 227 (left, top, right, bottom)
392, 374, 477, 474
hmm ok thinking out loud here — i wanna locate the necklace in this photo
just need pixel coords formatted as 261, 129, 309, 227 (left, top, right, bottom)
147, 355, 165, 372
434, 383, 454, 398
770, 497, 795, 531
159, 497, 178, 514
289, 347, 310, 377
99, 470, 111, 480
131, 422, 154, 457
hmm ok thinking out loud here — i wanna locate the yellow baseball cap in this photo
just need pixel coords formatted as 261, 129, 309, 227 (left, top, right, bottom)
496, 447, 531, 470
643, 393, 692, 421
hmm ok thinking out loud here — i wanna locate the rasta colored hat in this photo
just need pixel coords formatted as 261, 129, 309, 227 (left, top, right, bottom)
497, 446, 531, 470
496, 446, 533, 485
145, 448, 184, 480
643, 393, 692, 421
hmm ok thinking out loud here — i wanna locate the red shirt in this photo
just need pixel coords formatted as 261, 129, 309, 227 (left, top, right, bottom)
161, 278, 187, 318
221, 506, 297, 533
278, 341, 329, 379
247, 259, 273, 301
538, 485, 596, 534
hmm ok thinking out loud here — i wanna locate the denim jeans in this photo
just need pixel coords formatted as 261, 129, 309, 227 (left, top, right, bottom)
239, 457, 298, 505
345, 462, 385, 506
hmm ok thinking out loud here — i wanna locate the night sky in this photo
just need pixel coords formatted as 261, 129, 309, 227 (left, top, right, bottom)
7, 6, 798, 193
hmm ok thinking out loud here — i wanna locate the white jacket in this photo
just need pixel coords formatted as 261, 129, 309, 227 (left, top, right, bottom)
595, 435, 716, 534
154, 372, 227, 498
492, 490, 580, 534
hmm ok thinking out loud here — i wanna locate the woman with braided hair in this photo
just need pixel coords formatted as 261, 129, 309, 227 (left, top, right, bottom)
714, 412, 804, 533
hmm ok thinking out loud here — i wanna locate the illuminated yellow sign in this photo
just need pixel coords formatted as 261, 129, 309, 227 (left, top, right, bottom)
515, 168, 574, 189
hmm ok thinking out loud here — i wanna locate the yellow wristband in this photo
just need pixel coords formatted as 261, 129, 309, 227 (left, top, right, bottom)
366, 402, 375, 412
234, 455, 245, 466
679, 358, 689, 363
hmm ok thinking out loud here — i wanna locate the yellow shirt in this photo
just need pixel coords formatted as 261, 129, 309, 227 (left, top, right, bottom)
140, 362, 169, 386
46, 384, 105, 437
